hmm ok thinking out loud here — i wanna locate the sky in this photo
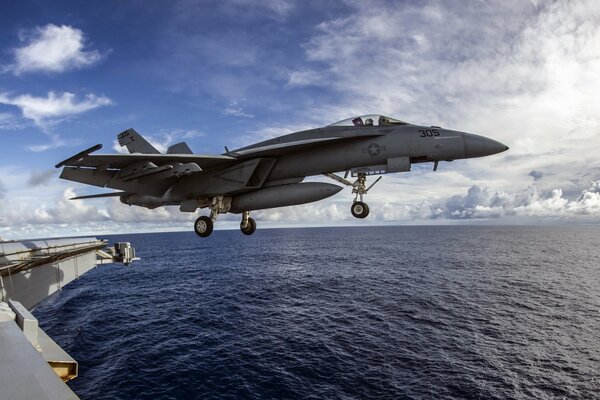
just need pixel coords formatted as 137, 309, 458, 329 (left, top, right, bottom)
1, 0, 600, 239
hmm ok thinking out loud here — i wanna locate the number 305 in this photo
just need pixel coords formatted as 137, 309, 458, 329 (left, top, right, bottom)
419, 129, 440, 137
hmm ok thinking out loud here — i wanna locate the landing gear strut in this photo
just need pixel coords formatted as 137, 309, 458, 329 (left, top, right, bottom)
240, 211, 257, 235
351, 173, 370, 219
193, 196, 229, 238
324, 171, 382, 219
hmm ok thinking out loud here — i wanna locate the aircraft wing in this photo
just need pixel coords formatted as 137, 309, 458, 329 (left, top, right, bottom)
63, 153, 236, 169
56, 149, 236, 170
55, 144, 238, 191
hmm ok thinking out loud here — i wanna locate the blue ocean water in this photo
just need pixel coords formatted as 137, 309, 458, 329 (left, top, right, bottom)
34, 226, 600, 399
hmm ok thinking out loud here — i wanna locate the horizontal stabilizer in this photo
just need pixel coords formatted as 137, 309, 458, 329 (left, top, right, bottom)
70, 192, 127, 200
167, 142, 193, 154
117, 128, 160, 154
55, 144, 102, 168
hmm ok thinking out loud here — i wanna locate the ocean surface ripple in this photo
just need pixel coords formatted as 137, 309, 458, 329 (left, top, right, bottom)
34, 226, 600, 399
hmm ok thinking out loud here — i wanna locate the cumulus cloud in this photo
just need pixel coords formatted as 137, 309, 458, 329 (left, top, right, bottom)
0, 91, 112, 130
0, 188, 108, 228
3, 178, 600, 240
8, 24, 103, 75
0, 184, 198, 239
402, 181, 600, 221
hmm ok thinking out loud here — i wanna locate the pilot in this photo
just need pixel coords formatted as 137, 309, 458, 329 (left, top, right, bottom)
364, 118, 374, 126
378, 116, 390, 126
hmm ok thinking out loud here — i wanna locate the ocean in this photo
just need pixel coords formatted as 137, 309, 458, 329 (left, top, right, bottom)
33, 226, 600, 399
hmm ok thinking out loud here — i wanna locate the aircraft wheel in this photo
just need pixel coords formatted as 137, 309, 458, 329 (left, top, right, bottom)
351, 201, 370, 219
194, 216, 213, 237
240, 217, 257, 235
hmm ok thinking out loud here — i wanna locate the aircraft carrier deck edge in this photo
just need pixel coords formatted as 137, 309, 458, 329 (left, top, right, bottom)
0, 237, 139, 400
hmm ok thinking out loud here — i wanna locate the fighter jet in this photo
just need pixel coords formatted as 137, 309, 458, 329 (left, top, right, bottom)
55, 114, 508, 237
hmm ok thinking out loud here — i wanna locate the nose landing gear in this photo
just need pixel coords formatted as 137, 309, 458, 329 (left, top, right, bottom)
351, 201, 369, 219
324, 171, 381, 219
240, 211, 257, 235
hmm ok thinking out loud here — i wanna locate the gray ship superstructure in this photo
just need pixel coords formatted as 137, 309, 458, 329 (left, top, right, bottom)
0, 237, 138, 400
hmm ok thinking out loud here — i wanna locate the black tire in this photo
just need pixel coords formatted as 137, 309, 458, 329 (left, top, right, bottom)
240, 217, 257, 235
351, 201, 370, 219
194, 216, 213, 237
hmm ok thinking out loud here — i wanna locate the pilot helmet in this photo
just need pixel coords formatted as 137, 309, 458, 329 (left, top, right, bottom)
365, 118, 373, 126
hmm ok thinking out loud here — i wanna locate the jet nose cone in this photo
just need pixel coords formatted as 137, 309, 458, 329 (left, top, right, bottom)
463, 133, 509, 158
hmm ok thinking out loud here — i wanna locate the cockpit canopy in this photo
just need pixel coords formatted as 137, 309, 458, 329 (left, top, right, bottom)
328, 114, 409, 127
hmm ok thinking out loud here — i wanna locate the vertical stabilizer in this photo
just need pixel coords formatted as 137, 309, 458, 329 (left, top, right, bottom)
117, 128, 160, 154
167, 142, 193, 154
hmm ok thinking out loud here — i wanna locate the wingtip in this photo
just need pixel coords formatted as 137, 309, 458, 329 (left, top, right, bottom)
55, 144, 103, 168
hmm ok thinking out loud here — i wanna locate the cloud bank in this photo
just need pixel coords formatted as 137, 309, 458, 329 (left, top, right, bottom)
3, 180, 600, 240
404, 181, 600, 221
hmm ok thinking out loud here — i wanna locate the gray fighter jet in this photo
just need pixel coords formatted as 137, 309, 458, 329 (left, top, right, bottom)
55, 114, 508, 237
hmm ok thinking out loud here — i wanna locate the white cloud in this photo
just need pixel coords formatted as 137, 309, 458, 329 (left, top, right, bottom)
0, 91, 112, 129
3, 174, 600, 240
112, 139, 131, 154
8, 24, 103, 75
0, 187, 108, 227
389, 180, 600, 222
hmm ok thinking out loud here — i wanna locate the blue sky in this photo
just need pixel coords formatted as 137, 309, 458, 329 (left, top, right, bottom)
1, 0, 600, 238
0, 1, 342, 158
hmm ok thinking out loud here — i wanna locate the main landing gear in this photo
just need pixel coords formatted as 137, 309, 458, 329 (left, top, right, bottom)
193, 196, 257, 238
194, 215, 213, 237
324, 171, 382, 219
